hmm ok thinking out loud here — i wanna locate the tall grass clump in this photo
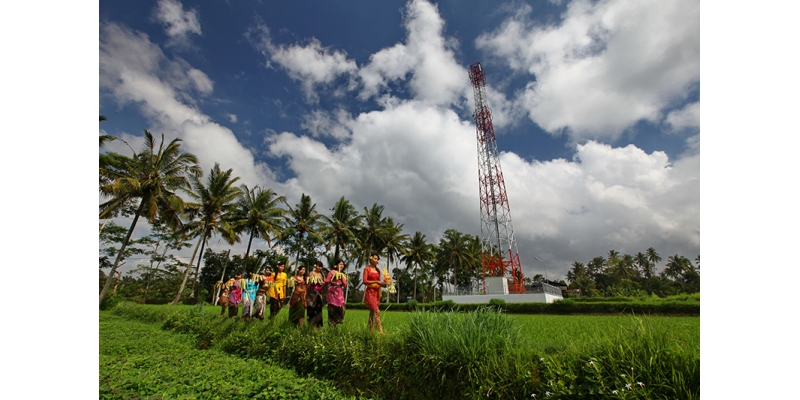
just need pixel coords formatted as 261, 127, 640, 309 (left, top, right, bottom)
398, 308, 528, 399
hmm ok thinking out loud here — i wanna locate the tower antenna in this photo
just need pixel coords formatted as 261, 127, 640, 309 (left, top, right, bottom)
468, 62, 525, 294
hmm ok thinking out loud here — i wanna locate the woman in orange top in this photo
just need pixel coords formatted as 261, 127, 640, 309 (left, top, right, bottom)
288, 266, 307, 327
362, 252, 387, 333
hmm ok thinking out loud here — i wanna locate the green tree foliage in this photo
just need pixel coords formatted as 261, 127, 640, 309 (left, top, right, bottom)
99, 221, 147, 272
171, 163, 242, 304
282, 193, 324, 273
435, 229, 481, 293
568, 248, 699, 298
346, 271, 362, 303
99, 130, 201, 305
231, 184, 286, 264
356, 203, 390, 267
380, 217, 409, 270
401, 231, 434, 300
319, 196, 363, 264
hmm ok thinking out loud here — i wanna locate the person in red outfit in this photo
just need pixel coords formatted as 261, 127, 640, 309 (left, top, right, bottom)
362, 252, 387, 333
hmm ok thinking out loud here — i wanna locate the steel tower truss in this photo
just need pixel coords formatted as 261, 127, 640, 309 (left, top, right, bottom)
468, 62, 525, 294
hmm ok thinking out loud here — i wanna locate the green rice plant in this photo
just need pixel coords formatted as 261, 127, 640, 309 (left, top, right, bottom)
399, 308, 524, 399
107, 304, 699, 399
529, 315, 699, 399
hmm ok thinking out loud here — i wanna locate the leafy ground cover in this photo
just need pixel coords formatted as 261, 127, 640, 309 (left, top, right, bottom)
108, 303, 699, 399
99, 312, 361, 399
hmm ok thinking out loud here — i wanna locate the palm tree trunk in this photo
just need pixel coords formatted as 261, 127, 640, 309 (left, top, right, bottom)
111, 270, 122, 295
144, 243, 171, 302
142, 239, 162, 304
99, 218, 110, 232
171, 227, 206, 305
293, 231, 304, 275
188, 236, 208, 298
99, 199, 145, 305
413, 263, 418, 300
453, 263, 457, 295
244, 231, 254, 266
345, 271, 350, 302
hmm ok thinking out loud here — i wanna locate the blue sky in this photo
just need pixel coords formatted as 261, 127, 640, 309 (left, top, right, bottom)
99, 0, 700, 282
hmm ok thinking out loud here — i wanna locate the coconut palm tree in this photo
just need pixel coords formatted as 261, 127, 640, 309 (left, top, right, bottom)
99, 131, 200, 305
586, 256, 606, 276
634, 251, 655, 294
283, 193, 324, 273
646, 247, 662, 273
663, 254, 689, 280
171, 163, 242, 304
380, 217, 409, 269
634, 252, 654, 279
567, 261, 585, 284
319, 196, 363, 263
99, 115, 117, 147
231, 184, 286, 265
356, 203, 391, 267
401, 231, 433, 300
572, 273, 597, 297
436, 229, 477, 294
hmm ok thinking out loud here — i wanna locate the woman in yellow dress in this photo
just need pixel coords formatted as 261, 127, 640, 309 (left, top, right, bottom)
268, 262, 287, 319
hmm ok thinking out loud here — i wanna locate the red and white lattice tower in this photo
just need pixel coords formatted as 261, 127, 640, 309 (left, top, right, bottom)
469, 62, 525, 294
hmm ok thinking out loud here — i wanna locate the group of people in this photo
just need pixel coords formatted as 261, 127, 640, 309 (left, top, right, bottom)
216, 252, 390, 333
217, 258, 350, 328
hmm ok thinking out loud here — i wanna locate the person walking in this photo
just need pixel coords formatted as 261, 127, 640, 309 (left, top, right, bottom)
228, 274, 243, 319
325, 259, 347, 326
362, 252, 386, 333
268, 263, 287, 319
288, 266, 307, 326
254, 267, 272, 320
241, 272, 259, 321
218, 281, 230, 317
306, 260, 325, 328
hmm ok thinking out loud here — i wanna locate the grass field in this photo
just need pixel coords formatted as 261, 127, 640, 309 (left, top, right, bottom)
100, 312, 360, 399
105, 303, 699, 399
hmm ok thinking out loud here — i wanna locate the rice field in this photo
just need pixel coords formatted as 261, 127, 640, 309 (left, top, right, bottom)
106, 303, 699, 399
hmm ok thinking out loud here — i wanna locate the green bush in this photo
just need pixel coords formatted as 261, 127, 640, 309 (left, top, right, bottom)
432, 299, 458, 311
488, 298, 506, 307
99, 294, 123, 311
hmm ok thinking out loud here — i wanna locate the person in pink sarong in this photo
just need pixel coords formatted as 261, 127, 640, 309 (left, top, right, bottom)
325, 259, 348, 326
227, 274, 243, 318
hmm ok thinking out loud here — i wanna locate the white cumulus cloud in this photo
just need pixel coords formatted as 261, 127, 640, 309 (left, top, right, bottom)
153, 0, 201, 47
476, 0, 700, 141
666, 101, 700, 131
100, 21, 275, 188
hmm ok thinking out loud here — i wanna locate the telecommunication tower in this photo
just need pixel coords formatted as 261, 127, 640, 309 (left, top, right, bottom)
468, 62, 525, 294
